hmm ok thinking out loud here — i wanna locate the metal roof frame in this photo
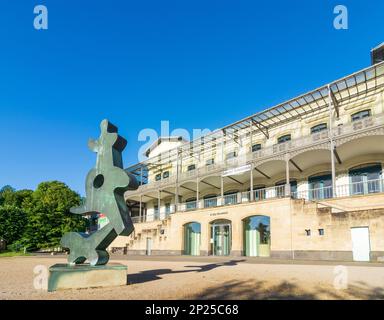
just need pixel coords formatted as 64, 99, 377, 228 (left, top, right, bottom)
125, 61, 384, 175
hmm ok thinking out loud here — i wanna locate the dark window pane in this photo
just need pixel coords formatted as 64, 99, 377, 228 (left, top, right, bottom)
352, 110, 371, 122
277, 134, 291, 144
311, 123, 327, 134
252, 144, 261, 152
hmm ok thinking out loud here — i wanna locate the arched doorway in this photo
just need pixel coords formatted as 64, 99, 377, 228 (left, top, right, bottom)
243, 216, 271, 257
210, 219, 231, 256
184, 222, 201, 256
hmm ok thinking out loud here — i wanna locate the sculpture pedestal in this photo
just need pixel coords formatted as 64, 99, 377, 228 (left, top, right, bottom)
48, 263, 127, 292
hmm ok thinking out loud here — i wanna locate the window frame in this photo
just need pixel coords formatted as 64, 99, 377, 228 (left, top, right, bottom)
351, 109, 371, 122
277, 134, 291, 144
251, 143, 262, 152
310, 123, 327, 134
163, 171, 170, 179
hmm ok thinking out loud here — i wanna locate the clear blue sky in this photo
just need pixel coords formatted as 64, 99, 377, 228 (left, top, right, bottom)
1, 0, 383, 195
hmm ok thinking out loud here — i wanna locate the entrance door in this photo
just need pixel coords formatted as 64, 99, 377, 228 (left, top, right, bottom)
213, 224, 231, 256
351, 227, 370, 262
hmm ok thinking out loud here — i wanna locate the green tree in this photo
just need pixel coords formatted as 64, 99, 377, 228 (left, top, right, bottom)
0, 185, 16, 206
21, 181, 87, 250
0, 205, 27, 246
1, 189, 33, 208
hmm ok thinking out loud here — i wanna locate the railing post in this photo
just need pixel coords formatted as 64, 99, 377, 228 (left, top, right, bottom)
328, 84, 337, 198
285, 154, 291, 197
250, 163, 254, 201
221, 176, 224, 197
139, 194, 142, 223
196, 177, 199, 209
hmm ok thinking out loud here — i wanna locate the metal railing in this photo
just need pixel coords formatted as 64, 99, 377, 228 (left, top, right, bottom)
204, 198, 218, 208
176, 185, 287, 213
223, 193, 238, 205
133, 179, 384, 223
293, 178, 384, 200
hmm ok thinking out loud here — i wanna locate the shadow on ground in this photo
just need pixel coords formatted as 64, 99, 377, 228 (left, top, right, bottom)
191, 279, 384, 300
127, 260, 245, 285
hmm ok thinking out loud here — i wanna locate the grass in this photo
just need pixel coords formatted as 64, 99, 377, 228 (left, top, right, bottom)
0, 251, 31, 257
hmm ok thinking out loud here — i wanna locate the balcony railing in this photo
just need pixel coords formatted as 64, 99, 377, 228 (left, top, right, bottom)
177, 185, 287, 212
223, 193, 238, 205
293, 178, 384, 200
132, 179, 384, 223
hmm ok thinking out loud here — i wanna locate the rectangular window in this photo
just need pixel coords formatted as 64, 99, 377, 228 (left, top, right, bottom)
318, 229, 324, 236
278, 134, 291, 144
155, 174, 161, 181
187, 164, 196, 171
206, 159, 214, 166
165, 203, 171, 214
252, 144, 261, 152
305, 229, 311, 236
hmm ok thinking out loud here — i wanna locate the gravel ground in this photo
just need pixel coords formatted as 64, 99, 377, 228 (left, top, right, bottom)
0, 256, 383, 300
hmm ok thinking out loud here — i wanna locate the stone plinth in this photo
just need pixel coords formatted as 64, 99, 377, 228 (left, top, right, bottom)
48, 263, 127, 292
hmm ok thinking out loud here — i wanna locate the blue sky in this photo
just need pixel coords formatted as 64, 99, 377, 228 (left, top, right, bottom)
1, 0, 383, 195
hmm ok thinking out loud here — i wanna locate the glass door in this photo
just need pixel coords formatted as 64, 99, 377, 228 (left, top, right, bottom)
212, 224, 231, 256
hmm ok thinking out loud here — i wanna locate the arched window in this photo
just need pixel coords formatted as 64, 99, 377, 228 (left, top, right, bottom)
351, 109, 371, 122
243, 216, 270, 257
277, 134, 291, 144
251, 144, 262, 152
184, 222, 201, 256
311, 123, 327, 134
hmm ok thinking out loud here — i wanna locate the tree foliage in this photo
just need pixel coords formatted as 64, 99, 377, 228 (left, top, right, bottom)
0, 182, 88, 251
0, 205, 27, 245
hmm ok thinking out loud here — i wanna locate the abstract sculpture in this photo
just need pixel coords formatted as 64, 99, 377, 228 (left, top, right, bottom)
60, 119, 138, 266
